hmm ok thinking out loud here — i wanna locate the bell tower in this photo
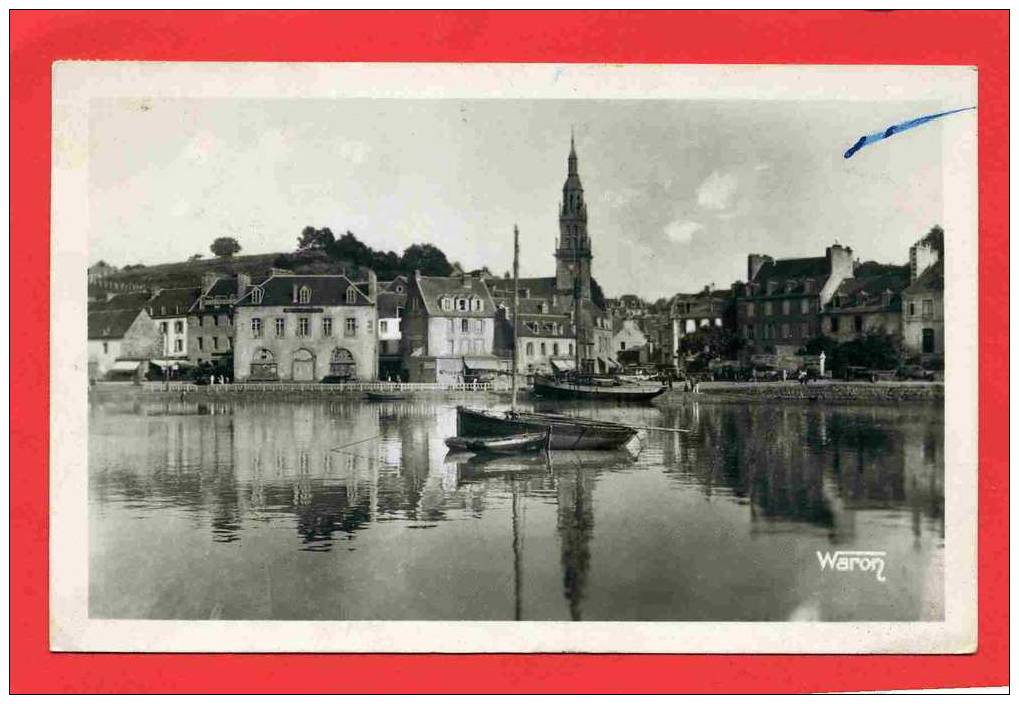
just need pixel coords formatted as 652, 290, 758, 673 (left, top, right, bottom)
555, 131, 592, 301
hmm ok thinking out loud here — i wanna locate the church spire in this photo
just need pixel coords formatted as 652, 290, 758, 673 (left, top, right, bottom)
568, 127, 578, 175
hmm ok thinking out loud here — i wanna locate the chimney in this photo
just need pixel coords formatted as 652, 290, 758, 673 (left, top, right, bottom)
909, 239, 940, 283
368, 269, 378, 303
202, 271, 222, 294
747, 254, 772, 282
826, 243, 854, 282
236, 273, 251, 297
291, 283, 299, 303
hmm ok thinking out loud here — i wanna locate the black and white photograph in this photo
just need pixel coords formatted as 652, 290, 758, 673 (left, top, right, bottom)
51, 62, 977, 653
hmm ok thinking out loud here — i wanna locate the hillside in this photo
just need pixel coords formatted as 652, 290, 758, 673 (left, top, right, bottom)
109, 252, 360, 289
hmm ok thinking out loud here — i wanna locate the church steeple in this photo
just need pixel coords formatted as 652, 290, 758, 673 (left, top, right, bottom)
556, 132, 591, 300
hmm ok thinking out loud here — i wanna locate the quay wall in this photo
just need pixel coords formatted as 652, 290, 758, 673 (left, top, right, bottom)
658, 381, 943, 404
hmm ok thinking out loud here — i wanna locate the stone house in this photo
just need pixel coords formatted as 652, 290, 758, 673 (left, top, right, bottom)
146, 286, 200, 359
820, 263, 910, 342
902, 260, 944, 361
734, 244, 855, 357
233, 273, 378, 382
376, 279, 407, 380
188, 272, 251, 368
401, 272, 499, 383
87, 303, 161, 380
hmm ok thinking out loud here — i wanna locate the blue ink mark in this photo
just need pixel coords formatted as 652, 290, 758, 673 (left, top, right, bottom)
844, 106, 975, 159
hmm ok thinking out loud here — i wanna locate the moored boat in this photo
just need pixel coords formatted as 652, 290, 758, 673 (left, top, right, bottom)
531, 373, 666, 402
363, 391, 407, 401
456, 406, 640, 451
444, 430, 550, 455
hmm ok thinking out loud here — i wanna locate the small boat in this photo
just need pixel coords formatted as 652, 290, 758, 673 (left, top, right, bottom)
444, 430, 550, 455
456, 406, 640, 451
363, 391, 407, 401
531, 373, 666, 402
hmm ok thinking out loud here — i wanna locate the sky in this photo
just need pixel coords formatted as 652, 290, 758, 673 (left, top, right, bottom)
89, 96, 944, 299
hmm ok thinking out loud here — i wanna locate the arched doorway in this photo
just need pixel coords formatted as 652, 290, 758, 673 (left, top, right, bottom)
329, 347, 356, 380
250, 347, 278, 381
292, 348, 316, 382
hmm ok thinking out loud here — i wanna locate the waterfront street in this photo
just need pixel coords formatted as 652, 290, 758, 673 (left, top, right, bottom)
89, 392, 944, 622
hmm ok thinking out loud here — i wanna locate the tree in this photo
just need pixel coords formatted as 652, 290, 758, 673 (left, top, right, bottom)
400, 243, 453, 276
187, 253, 203, 262
297, 226, 336, 253
210, 237, 241, 258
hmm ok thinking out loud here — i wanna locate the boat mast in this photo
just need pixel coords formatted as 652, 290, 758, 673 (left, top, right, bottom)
511, 225, 520, 412
573, 233, 582, 374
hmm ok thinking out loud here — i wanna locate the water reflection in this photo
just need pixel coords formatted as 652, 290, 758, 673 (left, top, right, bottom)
89, 393, 944, 622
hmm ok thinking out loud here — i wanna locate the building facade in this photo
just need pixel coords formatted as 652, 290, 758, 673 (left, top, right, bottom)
376, 278, 407, 380
87, 306, 161, 380
233, 274, 379, 382
188, 272, 251, 368
901, 260, 944, 361
146, 286, 200, 359
734, 244, 855, 357
401, 273, 499, 383
820, 263, 909, 342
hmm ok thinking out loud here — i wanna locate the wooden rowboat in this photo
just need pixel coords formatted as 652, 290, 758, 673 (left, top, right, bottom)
363, 391, 407, 401
531, 374, 666, 402
456, 406, 640, 451
444, 430, 550, 455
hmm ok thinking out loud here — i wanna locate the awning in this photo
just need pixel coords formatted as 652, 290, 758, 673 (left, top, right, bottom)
150, 359, 190, 369
550, 358, 574, 371
108, 360, 141, 372
463, 357, 502, 371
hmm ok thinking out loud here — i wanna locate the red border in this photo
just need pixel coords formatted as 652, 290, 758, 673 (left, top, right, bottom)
10, 10, 1008, 693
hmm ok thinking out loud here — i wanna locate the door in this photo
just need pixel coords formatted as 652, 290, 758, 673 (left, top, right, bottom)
292, 349, 316, 382
921, 328, 935, 354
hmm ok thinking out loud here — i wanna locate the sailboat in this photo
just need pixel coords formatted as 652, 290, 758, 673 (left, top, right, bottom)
455, 225, 644, 451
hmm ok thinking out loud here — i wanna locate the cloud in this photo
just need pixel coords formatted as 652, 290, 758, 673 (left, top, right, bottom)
664, 219, 704, 245
696, 171, 738, 211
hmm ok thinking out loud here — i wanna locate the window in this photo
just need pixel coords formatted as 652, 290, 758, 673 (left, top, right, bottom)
251, 347, 277, 380
172, 321, 182, 334
804, 279, 815, 293
102, 342, 108, 354
782, 300, 790, 315
298, 286, 311, 304
160, 322, 168, 334
198, 315, 205, 327
367, 319, 373, 334
212, 336, 219, 350
297, 317, 310, 337
345, 318, 357, 336
227, 337, 232, 349
461, 318, 469, 333
197, 336, 204, 350
251, 318, 263, 338
456, 297, 468, 311
922, 299, 934, 319
781, 323, 791, 339
441, 297, 452, 311
472, 339, 482, 354
213, 314, 219, 327
832, 295, 842, 308
801, 299, 810, 314
379, 321, 388, 335
322, 317, 332, 337
474, 298, 484, 311
395, 285, 404, 294
568, 343, 574, 356
854, 316, 863, 333
620, 342, 626, 351
174, 339, 184, 352
329, 347, 356, 378
830, 317, 839, 333
447, 340, 455, 354
251, 287, 264, 305
160, 305, 166, 316
909, 302, 916, 317
526, 342, 534, 356
553, 343, 560, 356
275, 318, 285, 337
922, 328, 935, 354
346, 286, 358, 304
764, 302, 773, 316
540, 342, 547, 356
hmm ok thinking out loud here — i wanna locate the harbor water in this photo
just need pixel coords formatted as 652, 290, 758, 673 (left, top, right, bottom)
88, 391, 944, 622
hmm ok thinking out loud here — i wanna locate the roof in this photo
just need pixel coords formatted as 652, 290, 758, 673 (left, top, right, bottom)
234, 274, 373, 307
148, 286, 200, 317
88, 291, 151, 313
413, 274, 496, 317
902, 260, 944, 295
206, 277, 239, 298
486, 277, 559, 300
826, 270, 909, 313
747, 257, 830, 297
88, 309, 143, 340
518, 313, 575, 338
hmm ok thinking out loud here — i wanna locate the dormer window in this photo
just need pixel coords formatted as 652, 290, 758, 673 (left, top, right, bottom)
786, 280, 796, 293
473, 298, 483, 311
804, 279, 815, 293
251, 287, 264, 304
440, 296, 452, 311
346, 286, 357, 304
298, 285, 312, 304
395, 285, 404, 294
456, 297, 468, 311
766, 280, 777, 295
